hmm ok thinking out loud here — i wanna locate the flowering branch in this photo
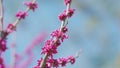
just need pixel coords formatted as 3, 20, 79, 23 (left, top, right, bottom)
0, 0, 37, 53
34, 0, 76, 68
0, 1, 38, 67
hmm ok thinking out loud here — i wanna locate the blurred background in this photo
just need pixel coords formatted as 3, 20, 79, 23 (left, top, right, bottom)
2, 0, 120, 68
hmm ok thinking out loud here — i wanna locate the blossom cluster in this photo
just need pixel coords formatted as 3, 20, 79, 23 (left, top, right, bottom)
58, 8, 75, 21
41, 28, 68, 57
34, 56, 75, 68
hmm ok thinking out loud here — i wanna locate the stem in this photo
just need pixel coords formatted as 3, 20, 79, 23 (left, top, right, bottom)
39, 2, 71, 68
0, 0, 3, 32
75, 49, 83, 58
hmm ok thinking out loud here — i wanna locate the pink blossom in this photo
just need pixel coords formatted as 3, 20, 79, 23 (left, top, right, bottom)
60, 33, 68, 42
37, 58, 42, 66
58, 12, 67, 21
6, 24, 15, 33
58, 58, 67, 67
58, 8, 75, 21
24, 1, 37, 11
41, 40, 57, 56
64, 0, 72, 5
16, 11, 27, 19
0, 39, 7, 52
47, 58, 59, 67
67, 56, 75, 64
51, 29, 60, 38
33, 58, 42, 68
33, 58, 50, 68
51, 29, 68, 42
64, 8, 75, 17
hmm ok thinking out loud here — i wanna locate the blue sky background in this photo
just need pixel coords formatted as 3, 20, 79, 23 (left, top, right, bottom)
2, 0, 120, 68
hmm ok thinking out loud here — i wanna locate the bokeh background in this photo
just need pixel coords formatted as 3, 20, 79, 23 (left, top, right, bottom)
2, 0, 120, 68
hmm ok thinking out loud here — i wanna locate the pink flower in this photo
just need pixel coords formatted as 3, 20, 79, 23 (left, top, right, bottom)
67, 56, 75, 64
58, 58, 67, 67
51, 29, 68, 42
58, 12, 67, 21
16, 11, 27, 19
33, 58, 42, 68
47, 58, 59, 67
51, 29, 60, 38
60, 34, 68, 42
0, 39, 7, 52
41, 40, 57, 56
64, 0, 72, 5
6, 24, 16, 33
34, 58, 50, 68
58, 8, 75, 21
24, 1, 37, 11
64, 8, 75, 17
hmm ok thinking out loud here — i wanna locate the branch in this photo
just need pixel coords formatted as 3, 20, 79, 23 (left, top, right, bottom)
0, 0, 3, 32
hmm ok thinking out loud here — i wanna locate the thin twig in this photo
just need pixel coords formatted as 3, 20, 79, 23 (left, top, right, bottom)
75, 49, 83, 58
